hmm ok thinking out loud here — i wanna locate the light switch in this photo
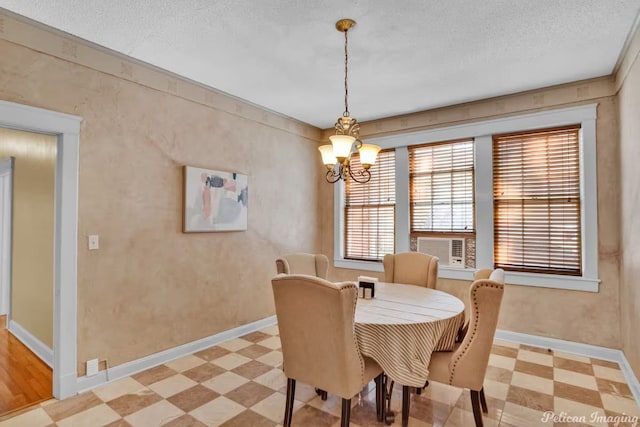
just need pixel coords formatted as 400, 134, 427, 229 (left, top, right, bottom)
88, 235, 99, 250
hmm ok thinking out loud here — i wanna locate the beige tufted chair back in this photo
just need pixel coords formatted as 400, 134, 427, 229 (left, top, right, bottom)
275, 253, 329, 279
383, 252, 439, 288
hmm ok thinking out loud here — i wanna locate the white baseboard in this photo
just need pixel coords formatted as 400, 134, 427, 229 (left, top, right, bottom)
495, 329, 640, 408
76, 315, 277, 393
8, 319, 53, 367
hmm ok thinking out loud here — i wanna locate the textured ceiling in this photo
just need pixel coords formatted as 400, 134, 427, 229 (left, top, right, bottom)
1, 1, 639, 128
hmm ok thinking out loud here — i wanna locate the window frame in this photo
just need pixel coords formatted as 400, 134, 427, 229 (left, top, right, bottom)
333, 104, 599, 292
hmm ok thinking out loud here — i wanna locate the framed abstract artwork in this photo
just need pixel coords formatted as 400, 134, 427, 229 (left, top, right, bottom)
183, 165, 248, 232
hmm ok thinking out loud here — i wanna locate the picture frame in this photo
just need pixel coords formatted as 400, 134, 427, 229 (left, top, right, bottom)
183, 165, 248, 232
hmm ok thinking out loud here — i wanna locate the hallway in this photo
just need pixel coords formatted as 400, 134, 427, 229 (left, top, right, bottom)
0, 315, 52, 418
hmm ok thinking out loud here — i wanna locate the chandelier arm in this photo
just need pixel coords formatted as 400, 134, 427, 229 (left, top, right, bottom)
347, 166, 372, 184
325, 168, 342, 184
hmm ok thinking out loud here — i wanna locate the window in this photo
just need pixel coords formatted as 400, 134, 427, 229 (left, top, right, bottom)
409, 140, 474, 235
344, 150, 395, 261
493, 126, 581, 275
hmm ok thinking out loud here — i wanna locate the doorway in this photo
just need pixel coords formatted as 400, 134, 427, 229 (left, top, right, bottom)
0, 100, 80, 400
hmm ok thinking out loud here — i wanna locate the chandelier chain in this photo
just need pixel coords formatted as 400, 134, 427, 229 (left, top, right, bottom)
343, 28, 349, 117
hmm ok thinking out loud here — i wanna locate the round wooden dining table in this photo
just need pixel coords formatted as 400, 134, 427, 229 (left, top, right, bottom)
354, 282, 465, 426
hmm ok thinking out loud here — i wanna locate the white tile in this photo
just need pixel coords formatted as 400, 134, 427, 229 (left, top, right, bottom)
257, 336, 282, 350
517, 349, 553, 366
57, 404, 120, 427
125, 400, 184, 427
554, 368, 598, 390
259, 324, 280, 336
500, 402, 548, 426
147, 374, 197, 398
420, 381, 463, 406
483, 379, 509, 401
592, 364, 626, 383
92, 377, 147, 402
211, 353, 252, 370
218, 338, 252, 351
165, 354, 206, 372
444, 407, 498, 427
553, 397, 608, 427
201, 371, 249, 394
189, 396, 245, 425
307, 393, 343, 417
488, 353, 516, 370
510, 371, 554, 395
600, 393, 640, 416
254, 368, 288, 391
0, 408, 53, 427
256, 350, 283, 367
251, 392, 303, 423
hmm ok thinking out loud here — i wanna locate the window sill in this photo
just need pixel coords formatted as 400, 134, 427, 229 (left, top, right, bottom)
333, 259, 600, 292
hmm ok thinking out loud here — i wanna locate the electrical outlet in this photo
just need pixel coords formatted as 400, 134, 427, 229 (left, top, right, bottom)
88, 235, 99, 250
86, 358, 99, 376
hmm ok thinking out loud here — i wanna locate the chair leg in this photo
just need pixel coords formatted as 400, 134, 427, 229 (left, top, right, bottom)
375, 373, 385, 422
341, 398, 351, 427
470, 390, 484, 427
479, 387, 488, 413
284, 378, 296, 427
402, 385, 410, 427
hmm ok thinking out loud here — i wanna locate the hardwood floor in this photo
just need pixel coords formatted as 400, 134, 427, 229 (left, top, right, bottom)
0, 315, 53, 418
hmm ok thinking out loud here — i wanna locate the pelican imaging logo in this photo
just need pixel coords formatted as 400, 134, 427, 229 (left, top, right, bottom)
541, 411, 638, 426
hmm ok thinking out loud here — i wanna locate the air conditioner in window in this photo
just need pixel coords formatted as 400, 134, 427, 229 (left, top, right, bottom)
417, 237, 465, 267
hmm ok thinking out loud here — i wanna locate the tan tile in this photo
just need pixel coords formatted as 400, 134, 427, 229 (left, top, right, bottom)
124, 400, 184, 427
511, 372, 554, 395
517, 349, 554, 366
241, 331, 272, 343
554, 368, 598, 390
407, 392, 455, 425
232, 360, 273, 380
193, 346, 230, 361
454, 390, 504, 420
602, 410, 640, 427
277, 381, 321, 404
258, 325, 280, 336
592, 365, 627, 383
57, 404, 121, 427
256, 350, 283, 368
166, 384, 219, 413
490, 344, 519, 359
553, 397, 608, 426
0, 408, 53, 427
131, 365, 178, 386
251, 392, 303, 423
485, 365, 513, 384
514, 360, 554, 380
218, 338, 253, 352
600, 394, 640, 417
288, 404, 339, 427
444, 407, 498, 427
225, 381, 276, 407
488, 354, 516, 370
492, 339, 519, 349
42, 391, 102, 421
256, 336, 282, 350
182, 362, 225, 383
595, 377, 634, 399
506, 385, 553, 412
553, 351, 591, 364
202, 371, 249, 394
500, 402, 548, 427
93, 377, 147, 402
212, 353, 252, 370
590, 358, 620, 369
189, 396, 245, 425
220, 409, 278, 427
106, 390, 163, 417
147, 374, 198, 398
553, 357, 594, 376
165, 355, 206, 373
307, 393, 344, 418
520, 344, 552, 355
237, 344, 272, 359
554, 381, 603, 408
161, 414, 207, 427
254, 368, 288, 391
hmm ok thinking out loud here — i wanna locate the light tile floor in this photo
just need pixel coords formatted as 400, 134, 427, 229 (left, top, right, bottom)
1, 325, 638, 426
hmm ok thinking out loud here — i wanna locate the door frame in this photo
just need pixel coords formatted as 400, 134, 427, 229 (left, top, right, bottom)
0, 156, 14, 319
0, 100, 81, 399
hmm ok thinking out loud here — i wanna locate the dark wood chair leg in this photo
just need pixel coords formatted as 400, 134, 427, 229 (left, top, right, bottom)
375, 373, 384, 421
402, 385, 410, 427
284, 378, 296, 427
341, 398, 351, 427
470, 390, 484, 427
479, 387, 488, 413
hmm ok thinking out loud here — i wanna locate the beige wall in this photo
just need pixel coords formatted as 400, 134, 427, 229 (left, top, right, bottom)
0, 128, 56, 348
617, 30, 640, 377
321, 77, 622, 348
0, 13, 324, 373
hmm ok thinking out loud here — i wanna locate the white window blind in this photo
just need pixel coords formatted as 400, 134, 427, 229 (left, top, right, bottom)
493, 125, 581, 275
409, 140, 474, 234
344, 150, 395, 261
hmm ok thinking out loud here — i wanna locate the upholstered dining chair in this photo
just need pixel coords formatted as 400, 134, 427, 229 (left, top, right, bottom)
383, 252, 439, 288
271, 274, 384, 427
427, 268, 505, 427
275, 253, 329, 279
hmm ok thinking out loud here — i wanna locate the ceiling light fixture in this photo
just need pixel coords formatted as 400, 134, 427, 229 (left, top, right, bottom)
319, 19, 380, 184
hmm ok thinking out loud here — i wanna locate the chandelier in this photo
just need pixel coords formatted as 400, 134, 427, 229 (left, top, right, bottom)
319, 19, 381, 184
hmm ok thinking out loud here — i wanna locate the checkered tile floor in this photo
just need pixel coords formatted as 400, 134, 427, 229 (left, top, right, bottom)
1, 324, 638, 426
